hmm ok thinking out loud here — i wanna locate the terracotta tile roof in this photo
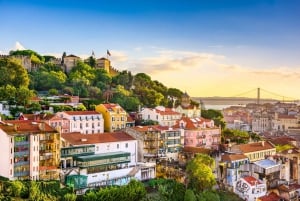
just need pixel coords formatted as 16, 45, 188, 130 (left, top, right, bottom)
268, 136, 296, 146
181, 105, 196, 109
182, 146, 211, 154
132, 125, 179, 132
236, 141, 275, 154
278, 114, 297, 119
173, 117, 197, 129
221, 153, 248, 162
258, 192, 283, 201
21, 113, 55, 121
174, 116, 213, 129
64, 111, 101, 115
132, 125, 161, 132
61, 132, 136, 145
155, 108, 181, 115
126, 115, 135, 122
102, 103, 123, 109
243, 176, 261, 186
0, 120, 56, 134
278, 184, 299, 192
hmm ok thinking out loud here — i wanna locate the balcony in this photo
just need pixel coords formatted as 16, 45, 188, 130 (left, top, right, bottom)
75, 152, 131, 168
40, 138, 55, 143
196, 135, 205, 139
14, 171, 30, 177
14, 140, 30, 146
14, 150, 29, 156
61, 145, 95, 158
144, 145, 157, 149
14, 160, 30, 166
196, 143, 206, 147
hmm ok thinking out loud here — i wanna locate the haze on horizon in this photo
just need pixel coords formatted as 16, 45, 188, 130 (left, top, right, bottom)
1, 0, 300, 100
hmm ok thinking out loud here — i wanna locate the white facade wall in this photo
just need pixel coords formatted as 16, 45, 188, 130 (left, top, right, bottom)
141, 108, 181, 127
29, 134, 40, 180
234, 178, 267, 201
0, 130, 13, 179
94, 140, 137, 166
0, 103, 10, 116
57, 112, 104, 134
81, 167, 135, 185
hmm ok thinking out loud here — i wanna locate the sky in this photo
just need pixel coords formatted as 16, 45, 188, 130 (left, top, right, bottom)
1, 0, 300, 100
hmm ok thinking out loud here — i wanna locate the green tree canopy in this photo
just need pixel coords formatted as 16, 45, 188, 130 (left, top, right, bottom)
9, 49, 45, 63
0, 57, 30, 88
186, 154, 216, 191
201, 109, 226, 129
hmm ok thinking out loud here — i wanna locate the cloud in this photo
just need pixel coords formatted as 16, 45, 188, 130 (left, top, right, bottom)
109, 50, 128, 62
129, 49, 225, 74
13, 41, 26, 51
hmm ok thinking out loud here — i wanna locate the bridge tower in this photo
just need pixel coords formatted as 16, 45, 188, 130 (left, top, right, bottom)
257, 87, 260, 105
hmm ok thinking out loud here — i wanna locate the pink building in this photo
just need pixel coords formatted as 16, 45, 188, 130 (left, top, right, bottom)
19, 113, 70, 134
174, 117, 221, 150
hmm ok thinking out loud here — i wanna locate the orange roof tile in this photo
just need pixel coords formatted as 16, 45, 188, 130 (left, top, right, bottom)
237, 141, 275, 153
155, 108, 181, 115
258, 192, 283, 201
268, 136, 296, 146
221, 153, 248, 162
182, 146, 211, 154
243, 176, 261, 186
278, 114, 297, 119
61, 132, 136, 145
22, 113, 55, 121
0, 120, 56, 134
102, 103, 125, 111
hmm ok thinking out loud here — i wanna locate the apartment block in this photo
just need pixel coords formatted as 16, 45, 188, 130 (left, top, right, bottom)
0, 120, 60, 180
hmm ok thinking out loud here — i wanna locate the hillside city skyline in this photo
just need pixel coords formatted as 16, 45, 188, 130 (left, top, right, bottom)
1, 0, 300, 98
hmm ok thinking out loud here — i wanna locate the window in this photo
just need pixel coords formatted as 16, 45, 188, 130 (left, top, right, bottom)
117, 144, 119, 149
125, 143, 128, 148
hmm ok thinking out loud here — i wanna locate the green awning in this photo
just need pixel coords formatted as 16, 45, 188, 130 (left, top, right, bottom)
75, 151, 130, 162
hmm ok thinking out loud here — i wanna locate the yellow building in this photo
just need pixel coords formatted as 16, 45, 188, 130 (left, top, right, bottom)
95, 103, 127, 132
231, 141, 276, 162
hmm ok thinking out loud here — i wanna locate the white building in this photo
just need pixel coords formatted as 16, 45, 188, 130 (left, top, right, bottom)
60, 132, 156, 189
0, 102, 10, 116
56, 111, 104, 134
140, 106, 182, 127
0, 120, 60, 181
234, 176, 267, 201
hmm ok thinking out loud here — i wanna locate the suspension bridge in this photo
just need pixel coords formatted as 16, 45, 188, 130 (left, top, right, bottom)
194, 88, 300, 106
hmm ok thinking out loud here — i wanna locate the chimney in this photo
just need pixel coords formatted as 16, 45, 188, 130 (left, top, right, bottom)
261, 141, 265, 146
38, 122, 45, 131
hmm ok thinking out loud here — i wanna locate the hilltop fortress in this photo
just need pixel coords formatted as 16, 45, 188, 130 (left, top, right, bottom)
0, 53, 119, 76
